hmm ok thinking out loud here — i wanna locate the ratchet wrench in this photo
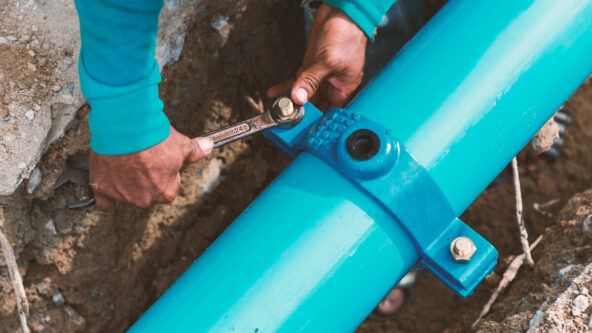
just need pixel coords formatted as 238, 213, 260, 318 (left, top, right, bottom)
204, 96, 304, 148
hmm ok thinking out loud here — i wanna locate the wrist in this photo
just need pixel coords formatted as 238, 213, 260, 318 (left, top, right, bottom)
79, 57, 171, 155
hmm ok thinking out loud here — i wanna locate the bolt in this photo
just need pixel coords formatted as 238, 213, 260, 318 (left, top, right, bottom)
450, 237, 476, 264
274, 97, 295, 119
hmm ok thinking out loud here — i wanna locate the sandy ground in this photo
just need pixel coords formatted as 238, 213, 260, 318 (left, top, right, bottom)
0, 0, 591, 332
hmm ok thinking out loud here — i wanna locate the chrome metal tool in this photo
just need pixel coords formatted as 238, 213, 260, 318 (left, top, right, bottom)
204, 96, 304, 148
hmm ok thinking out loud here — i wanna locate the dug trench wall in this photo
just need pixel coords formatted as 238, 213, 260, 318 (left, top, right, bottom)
2, 0, 592, 332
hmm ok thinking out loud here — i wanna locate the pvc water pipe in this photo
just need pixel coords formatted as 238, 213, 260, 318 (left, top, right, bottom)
130, 0, 592, 331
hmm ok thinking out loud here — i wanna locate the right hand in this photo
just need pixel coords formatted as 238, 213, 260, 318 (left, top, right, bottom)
89, 126, 213, 210
267, 4, 368, 110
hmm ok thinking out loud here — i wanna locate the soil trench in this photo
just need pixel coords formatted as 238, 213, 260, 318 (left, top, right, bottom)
1, 0, 592, 332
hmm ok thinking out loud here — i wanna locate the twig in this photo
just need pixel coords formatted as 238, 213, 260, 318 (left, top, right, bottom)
533, 198, 560, 219
511, 157, 535, 267
245, 94, 265, 114
471, 235, 543, 329
0, 228, 29, 333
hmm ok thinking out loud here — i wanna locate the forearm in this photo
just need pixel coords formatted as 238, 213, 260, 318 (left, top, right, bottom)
75, 0, 170, 155
322, 0, 398, 37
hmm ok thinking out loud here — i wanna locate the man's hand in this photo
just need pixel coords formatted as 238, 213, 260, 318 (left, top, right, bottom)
90, 126, 213, 210
267, 4, 368, 110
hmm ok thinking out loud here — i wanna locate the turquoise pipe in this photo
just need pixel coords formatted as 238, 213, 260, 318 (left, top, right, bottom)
132, 154, 418, 332
130, 0, 592, 331
351, 0, 592, 214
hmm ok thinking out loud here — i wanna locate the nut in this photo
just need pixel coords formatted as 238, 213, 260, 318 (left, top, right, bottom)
274, 97, 295, 119
450, 237, 476, 264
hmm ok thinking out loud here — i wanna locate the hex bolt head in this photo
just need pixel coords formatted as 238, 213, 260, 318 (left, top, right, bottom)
274, 97, 295, 119
450, 237, 476, 264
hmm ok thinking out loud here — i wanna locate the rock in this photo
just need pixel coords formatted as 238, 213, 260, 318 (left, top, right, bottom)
211, 16, 229, 31
28, 50, 35, 57
44, 219, 57, 235
26, 167, 42, 194
27, 63, 36, 72
528, 310, 545, 330
583, 215, 592, 234
0, 37, 7, 44
25, 109, 35, 120
18, 162, 26, 169
52, 291, 65, 304
35, 279, 53, 296
572, 295, 589, 317
559, 264, 574, 280
64, 306, 79, 320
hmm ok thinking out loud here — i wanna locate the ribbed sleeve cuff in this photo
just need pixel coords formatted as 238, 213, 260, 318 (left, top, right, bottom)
79, 54, 170, 155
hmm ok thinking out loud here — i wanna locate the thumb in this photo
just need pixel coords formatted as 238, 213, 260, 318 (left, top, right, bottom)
186, 137, 214, 163
291, 62, 330, 105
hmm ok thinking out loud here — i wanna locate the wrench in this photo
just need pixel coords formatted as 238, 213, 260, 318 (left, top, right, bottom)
204, 96, 304, 148
53, 168, 96, 210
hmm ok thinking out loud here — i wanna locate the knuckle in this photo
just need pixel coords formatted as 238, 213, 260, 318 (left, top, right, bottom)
300, 72, 322, 90
134, 197, 152, 209
162, 189, 177, 202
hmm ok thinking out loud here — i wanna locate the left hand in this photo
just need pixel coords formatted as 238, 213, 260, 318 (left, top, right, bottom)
267, 4, 368, 110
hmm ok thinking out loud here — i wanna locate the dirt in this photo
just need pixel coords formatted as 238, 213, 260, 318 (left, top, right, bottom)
1, 0, 592, 332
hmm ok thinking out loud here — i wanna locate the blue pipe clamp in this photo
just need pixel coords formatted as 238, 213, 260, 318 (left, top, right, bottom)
267, 106, 497, 297
130, 0, 592, 331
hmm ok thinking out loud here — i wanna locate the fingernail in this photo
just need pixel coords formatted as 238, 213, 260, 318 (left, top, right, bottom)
196, 137, 213, 154
294, 88, 308, 104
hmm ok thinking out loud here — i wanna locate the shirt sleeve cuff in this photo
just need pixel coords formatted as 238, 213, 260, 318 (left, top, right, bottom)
79, 54, 170, 155
323, 0, 393, 37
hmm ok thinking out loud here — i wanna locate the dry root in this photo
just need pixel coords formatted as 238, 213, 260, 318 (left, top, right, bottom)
511, 157, 535, 267
471, 235, 543, 329
0, 227, 29, 333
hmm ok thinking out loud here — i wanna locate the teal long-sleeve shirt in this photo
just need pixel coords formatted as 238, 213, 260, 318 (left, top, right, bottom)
75, 0, 397, 155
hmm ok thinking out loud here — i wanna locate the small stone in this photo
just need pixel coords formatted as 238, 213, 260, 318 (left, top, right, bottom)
31, 25, 38, 32
51, 85, 61, 92
44, 219, 57, 235
35, 280, 52, 296
582, 215, 592, 234
559, 264, 574, 279
0, 37, 7, 44
52, 291, 65, 304
28, 50, 35, 57
6, 36, 17, 42
63, 306, 79, 320
529, 310, 545, 329
25, 110, 35, 120
2, 94, 10, 105
20, 35, 30, 43
26, 168, 41, 194
211, 16, 229, 31
18, 162, 26, 169
27, 63, 36, 72
572, 295, 589, 317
